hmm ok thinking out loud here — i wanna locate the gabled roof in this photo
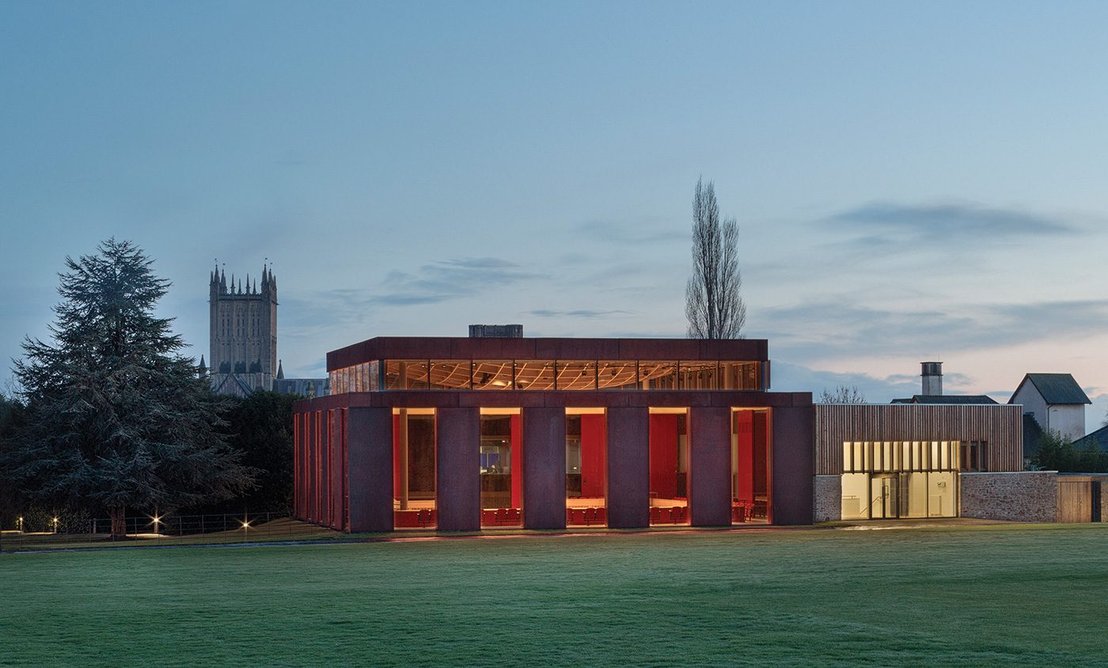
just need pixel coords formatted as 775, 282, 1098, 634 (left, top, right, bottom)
1009, 373, 1091, 406
891, 395, 997, 405
1073, 424, 1108, 452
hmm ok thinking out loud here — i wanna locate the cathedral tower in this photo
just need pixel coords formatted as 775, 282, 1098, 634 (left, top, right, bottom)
208, 263, 278, 396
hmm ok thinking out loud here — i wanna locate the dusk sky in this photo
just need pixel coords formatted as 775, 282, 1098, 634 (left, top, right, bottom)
3, 2, 1107, 421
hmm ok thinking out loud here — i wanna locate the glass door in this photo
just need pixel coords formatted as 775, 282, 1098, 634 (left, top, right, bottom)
870, 474, 899, 519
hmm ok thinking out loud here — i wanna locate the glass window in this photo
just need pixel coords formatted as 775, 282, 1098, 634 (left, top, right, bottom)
597, 361, 639, 390
841, 473, 869, 519
640, 362, 678, 389
385, 360, 429, 390
679, 361, 718, 389
472, 361, 514, 390
720, 361, 760, 389
556, 361, 596, 391
515, 360, 555, 391
429, 360, 470, 390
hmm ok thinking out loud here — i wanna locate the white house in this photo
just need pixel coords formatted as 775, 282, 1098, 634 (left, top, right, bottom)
1008, 373, 1090, 442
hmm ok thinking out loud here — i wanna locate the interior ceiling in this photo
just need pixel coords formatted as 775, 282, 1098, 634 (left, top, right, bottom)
389, 361, 690, 390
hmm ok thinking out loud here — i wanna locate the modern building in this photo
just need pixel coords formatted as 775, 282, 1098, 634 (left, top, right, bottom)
293, 333, 814, 532
1009, 373, 1091, 442
208, 265, 278, 396
814, 362, 1024, 521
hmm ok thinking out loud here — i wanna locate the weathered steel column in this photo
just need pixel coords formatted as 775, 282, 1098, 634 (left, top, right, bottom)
689, 406, 731, 527
319, 409, 331, 527
347, 406, 394, 532
523, 406, 566, 530
437, 407, 480, 531
771, 404, 814, 525
307, 410, 318, 523
330, 409, 345, 531
607, 406, 649, 528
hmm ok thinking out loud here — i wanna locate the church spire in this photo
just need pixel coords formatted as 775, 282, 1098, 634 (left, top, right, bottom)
276, 359, 285, 380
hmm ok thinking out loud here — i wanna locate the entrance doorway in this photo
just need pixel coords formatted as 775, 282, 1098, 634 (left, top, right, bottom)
870, 474, 898, 519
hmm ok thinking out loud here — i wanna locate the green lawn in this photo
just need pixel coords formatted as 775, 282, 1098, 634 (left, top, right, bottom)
2, 525, 1107, 666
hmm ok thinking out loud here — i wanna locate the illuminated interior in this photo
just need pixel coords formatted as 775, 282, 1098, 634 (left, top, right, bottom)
840, 441, 960, 519
732, 408, 771, 524
565, 408, 607, 527
329, 359, 764, 393
392, 408, 437, 529
649, 408, 689, 525
480, 408, 522, 527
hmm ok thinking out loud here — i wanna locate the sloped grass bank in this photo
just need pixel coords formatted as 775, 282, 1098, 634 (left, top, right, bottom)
2, 525, 1106, 665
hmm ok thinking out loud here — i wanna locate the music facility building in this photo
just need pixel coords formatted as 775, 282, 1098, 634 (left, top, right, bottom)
293, 329, 1027, 532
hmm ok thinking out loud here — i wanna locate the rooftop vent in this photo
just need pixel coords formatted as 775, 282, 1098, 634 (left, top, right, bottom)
469, 324, 523, 338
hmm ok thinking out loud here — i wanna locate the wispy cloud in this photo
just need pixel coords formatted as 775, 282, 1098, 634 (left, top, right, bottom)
375, 257, 543, 306
758, 298, 1108, 360
827, 201, 1076, 243
527, 308, 633, 319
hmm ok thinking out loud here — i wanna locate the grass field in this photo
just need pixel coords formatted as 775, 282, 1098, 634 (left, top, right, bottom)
2, 524, 1107, 666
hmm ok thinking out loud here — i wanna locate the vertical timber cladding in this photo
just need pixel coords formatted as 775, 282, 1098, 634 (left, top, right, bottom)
814, 404, 1024, 475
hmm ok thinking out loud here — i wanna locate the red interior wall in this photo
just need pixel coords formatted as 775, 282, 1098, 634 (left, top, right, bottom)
649, 414, 678, 499
735, 411, 754, 503
392, 413, 401, 499
580, 414, 607, 498
753, 411, 768, 497
510, 414, 522, 508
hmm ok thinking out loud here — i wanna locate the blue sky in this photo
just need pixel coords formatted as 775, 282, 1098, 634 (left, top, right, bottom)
3, 2, 1107, 422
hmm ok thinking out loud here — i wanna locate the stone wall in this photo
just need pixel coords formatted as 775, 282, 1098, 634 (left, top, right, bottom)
960, 471, 1058, 522
813, 475, 841, 522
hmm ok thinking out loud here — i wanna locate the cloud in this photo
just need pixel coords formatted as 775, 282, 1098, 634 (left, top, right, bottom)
827, 201, 1076, 243
770, 360, 921, 403
526, 308, 633, 319
375, 257, 543, 306
756, 298, 1108, 364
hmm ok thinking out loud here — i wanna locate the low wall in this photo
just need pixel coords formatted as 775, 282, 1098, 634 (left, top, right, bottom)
960, 471, 1058, 522
813, 475, 841, 522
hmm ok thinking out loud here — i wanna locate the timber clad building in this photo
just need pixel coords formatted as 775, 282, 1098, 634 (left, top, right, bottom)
294, 337, 1027, 532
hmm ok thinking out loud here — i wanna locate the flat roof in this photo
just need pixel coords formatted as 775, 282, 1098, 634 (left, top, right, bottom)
327, 336, 769, 372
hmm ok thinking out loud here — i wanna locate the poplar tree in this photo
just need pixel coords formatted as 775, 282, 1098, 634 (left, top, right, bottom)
685, 178, 746, 339
8, 239, 253, 536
